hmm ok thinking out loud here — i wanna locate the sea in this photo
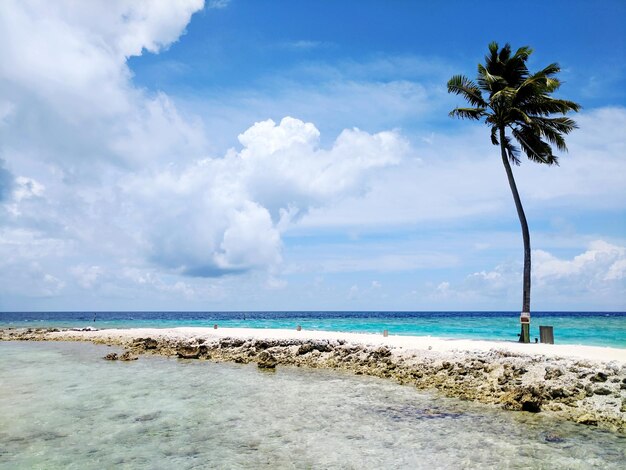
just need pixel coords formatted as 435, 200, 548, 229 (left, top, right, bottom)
1, 311, 624, 348
1, 312, 625, 468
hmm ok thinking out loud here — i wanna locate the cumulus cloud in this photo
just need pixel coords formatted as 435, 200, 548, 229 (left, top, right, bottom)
0, 0, 410, 296
0, 0, 623, 311
124, 117, 407, 277
300, 106, 626, 228
436, 241, 626, 309
0, 0, 207, 173
0, 159, 13, 202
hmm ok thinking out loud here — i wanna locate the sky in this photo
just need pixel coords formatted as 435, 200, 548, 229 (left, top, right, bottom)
0, 0, 625, 312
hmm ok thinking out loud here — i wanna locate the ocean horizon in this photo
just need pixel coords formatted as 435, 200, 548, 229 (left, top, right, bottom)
2, 311, 624, 348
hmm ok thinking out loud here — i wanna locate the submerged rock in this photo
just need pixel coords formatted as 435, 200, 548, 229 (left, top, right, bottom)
103, 353, 118, 361
119, 351, 138, 361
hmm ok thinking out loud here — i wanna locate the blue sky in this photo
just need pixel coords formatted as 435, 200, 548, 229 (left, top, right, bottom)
0, 0, 624, 311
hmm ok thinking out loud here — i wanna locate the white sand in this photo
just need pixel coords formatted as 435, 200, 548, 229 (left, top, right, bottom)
55, 327, 626, 364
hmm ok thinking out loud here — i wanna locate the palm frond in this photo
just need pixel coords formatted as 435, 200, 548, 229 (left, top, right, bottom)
477, 64, 507, 91
447, 75, 487, 107
538, 62, 560, 77
449, 107, 486, 120
503, 134, 521, 165
490, 126, 499, 146
498, 44, 512, 63
519, 97, 581, 116
532, 116, 579, 134
511, 126, 558, 165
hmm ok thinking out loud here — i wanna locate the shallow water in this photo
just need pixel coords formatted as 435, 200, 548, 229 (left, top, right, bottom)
0, 342, 624, 469
2, 311, 625, 347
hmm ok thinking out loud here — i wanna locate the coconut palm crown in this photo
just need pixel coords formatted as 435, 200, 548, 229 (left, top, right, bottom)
447, 42, 580, 340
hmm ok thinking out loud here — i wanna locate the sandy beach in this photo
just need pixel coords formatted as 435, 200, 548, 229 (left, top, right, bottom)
3, 326, 625, 433
45, 326, 626, 363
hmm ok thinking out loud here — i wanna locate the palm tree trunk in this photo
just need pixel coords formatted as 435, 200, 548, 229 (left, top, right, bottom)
499, 127, 531, 343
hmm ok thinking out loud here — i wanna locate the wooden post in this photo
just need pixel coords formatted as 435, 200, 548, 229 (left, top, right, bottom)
539, 326, 554, 344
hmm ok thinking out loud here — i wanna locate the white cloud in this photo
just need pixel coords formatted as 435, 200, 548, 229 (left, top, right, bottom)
124, 117, 407, 277
437, 241, 626, 309
0, 0, 207, 173
299, 107, 626, 228
533, 240, 626, 283
71, 265, 104, 289
0, 0, 623, 310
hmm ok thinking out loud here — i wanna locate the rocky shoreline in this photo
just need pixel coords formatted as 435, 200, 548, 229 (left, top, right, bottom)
2, 327, 625, 433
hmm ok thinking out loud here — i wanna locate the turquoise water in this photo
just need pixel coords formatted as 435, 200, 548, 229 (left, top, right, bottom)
1, 341, 624, 469
1, 311, 624, 348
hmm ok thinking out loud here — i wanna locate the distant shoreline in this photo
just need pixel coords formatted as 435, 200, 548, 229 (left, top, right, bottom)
2, 326, 625, 433
2, 311, 624, 348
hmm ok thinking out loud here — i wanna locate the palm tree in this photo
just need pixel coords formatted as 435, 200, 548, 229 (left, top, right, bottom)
447, 42, 580, 342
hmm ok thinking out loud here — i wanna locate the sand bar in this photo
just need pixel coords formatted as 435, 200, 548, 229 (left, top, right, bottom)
48, 327, 626, 364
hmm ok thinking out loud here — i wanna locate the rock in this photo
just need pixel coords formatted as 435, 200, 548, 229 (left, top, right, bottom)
134, 337, 158, 350
589, 372, 608, 383
177, 346, 201, 359
257, 351, 277, 369
119, 351, 137, 361
103, 353, 118, 361
593, 387, 612, 396
543, 432, 565, 443
372, 347, 391, 359
576, 414, 597, 426
297, 344, 315, 355
313, 342, 332, 353
500, 386, 544, 412
544, 366, 563, 380
254, 340, 271, 351
549, 387, 570, 399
